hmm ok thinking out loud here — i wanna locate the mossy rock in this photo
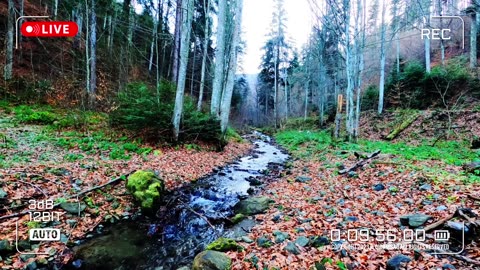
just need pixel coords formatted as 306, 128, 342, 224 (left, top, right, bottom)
230, 213, 245, 224
126, 170, 164, 212
192, 250, 231, 270
206, 238, 241, 252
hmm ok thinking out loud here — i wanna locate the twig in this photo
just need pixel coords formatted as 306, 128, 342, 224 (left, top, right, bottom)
184, 205, 216, 232
339, 150, 381, 175
458, 209, 480, 227
424, 210, 457, 232
17, 179, 48, 198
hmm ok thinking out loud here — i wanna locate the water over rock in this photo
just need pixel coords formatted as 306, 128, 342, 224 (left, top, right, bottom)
234, 196, 273, 215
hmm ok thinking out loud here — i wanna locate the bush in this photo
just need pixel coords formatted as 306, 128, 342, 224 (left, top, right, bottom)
386, 58, 475, 109
361, 85, 379, 111
109, 81, 222, 144
14, 105, 58, 124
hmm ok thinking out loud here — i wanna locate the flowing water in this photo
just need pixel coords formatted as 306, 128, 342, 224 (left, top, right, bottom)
69, 132, 289, 270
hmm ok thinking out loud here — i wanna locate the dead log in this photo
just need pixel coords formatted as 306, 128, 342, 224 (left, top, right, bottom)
339, 150, 381, 175
385, 113, 420, 140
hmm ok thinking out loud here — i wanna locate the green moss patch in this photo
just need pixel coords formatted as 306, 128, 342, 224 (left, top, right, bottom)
126, 170, 164, 211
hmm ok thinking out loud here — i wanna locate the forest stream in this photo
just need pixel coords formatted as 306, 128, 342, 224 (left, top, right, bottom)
67, 132, 289, 270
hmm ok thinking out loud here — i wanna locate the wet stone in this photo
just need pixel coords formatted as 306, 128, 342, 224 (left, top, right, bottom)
256, 236, 273, 248
400, 214, 431, 228
284, 242, 300, 255
437, 205, 448, 211
295, 176, 312, 183
309, 236, 330, 248
373, 184, 385, 191
419, 184, 432, 191
442, 263, 456, 269
0, 188, 7, 199
295, 236, 310, 247
273, 231, 289, 243
386, 254, 411, 270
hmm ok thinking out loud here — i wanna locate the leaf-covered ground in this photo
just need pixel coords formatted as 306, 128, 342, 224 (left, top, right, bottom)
0, 104, 251, 269
227, 129, 480, 270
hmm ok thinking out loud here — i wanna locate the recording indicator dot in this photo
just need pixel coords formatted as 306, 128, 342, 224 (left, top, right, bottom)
26, 26, 33, 33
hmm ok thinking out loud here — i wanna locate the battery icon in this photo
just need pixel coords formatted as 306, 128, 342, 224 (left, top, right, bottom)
434, 230, 450, 241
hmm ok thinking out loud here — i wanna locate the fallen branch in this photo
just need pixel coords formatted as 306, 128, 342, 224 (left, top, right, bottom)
0, 172, 132, 221
184, 204, 216, 232
385, 113, 420, 140
424, 210, 456, 232
339, 150, 381, 175
17, 179, 48, 198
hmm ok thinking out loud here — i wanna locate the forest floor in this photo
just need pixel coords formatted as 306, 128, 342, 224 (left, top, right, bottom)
227, 110, 480, 269
0, 102, 251, 269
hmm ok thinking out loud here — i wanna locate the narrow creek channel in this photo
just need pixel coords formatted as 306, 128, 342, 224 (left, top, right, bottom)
68, 132, 289, 270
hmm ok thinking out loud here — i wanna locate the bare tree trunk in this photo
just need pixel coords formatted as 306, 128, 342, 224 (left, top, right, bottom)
424, 15, 431, 72
149, 18, 158, 72
88, 0, 97, 108
220, 0, 243, 134
190, 39, 197, 96
172, 0, 194, 140
378, 0, 386, 115
172, 0, 182, 83
211, 0, 227, 117
470, 8, 477, 68
54, 0, 58, 20
4, 0, 14, 81
273, 44, 279, 127
197, 0, 211, 111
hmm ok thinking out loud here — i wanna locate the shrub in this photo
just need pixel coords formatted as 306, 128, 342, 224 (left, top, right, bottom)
361, 85, 379, 111
110, 81, 222, 144
14, 105, 58, 124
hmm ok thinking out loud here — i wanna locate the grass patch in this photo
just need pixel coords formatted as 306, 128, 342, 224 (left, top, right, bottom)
275, 130, 479, 166
14, 105, 58, 125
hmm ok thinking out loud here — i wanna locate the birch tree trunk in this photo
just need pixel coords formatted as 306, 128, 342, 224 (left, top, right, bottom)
378, 0, 386, 115
197, 0, 211, 111
88, 0, 97, 108
424, 14, 431, 72
172, 0, 194, 140
172, 0, 183, 83
4, 0, 14, 81
211, 0, 227, 117
149, 17, 159, 72
54, 0, 58, 20
345, 0, 355, 139
470, 7, 477, 68
220, 0, 243, 134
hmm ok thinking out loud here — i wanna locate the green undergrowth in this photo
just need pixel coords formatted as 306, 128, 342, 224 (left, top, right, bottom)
275, 130, 480, 183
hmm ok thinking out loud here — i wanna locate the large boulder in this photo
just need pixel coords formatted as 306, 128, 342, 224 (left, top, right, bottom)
126, 170, 164, 212
234, 196, 273, 215
192, 250, 231, 270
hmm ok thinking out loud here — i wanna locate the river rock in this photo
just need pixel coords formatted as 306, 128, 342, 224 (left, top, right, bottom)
419, 184, 432, 191
399, 214, 431, 228
60, 202, 87, 215
126, 170, 164, 212
0, 188, 7, 199
295, 236, 310, 247
386, 254, 411, 270
234, 196, 273, 215
0, 240, 12, 254
373, 183, 385, 191
284, 242, 300, 255
309, 236, 329, 248
192, 250, 231, 270
273, 231, 289, 243
25, 261, 37, 270
256, 236, 273, 248
206, 238, 240, 252
442, 264, 456, 269
295, 176, 312, 183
